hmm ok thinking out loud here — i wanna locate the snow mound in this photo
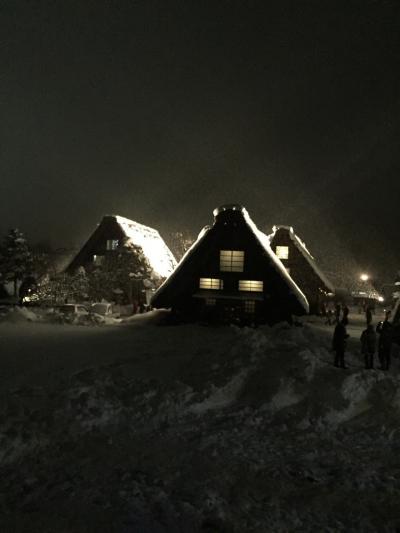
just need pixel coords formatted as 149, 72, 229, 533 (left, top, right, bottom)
188, 369, 249, 414
266, 378, 302, 412
0, 306, 39, 323
3, 319, 400, 531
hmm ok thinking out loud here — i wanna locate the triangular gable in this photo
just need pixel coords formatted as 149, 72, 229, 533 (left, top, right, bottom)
114, 215, 177, 278
66, 215, 177, 278
152, 205, 309, 314
269, 225, 335, 293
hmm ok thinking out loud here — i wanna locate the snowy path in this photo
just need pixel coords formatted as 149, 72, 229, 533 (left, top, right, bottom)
1, 313, 400, 531
0, 318, 240, 393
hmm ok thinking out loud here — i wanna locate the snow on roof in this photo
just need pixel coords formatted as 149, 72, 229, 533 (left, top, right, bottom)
242, 210, 309, 313
153, 206, 309, 313
114, 215, 177, 278
269, 225, 335, 293
152, 224, 211, 297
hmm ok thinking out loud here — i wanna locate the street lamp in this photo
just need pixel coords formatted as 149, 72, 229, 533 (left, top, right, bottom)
360, 273, 369, 282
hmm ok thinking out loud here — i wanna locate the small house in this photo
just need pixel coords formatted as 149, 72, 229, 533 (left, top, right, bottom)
66, 215, 177, 303
151, 205, 308, 324
269, 225, 335, 314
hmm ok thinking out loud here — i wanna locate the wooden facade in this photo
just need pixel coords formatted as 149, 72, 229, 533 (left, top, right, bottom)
269, 226, 335, 314
66, 216, 129, 274
66, 215, 176, 276
151, 205, 309, 325
65, 215, 177, 303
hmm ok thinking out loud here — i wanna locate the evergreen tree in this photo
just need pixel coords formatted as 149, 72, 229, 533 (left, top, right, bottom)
0, 229, 33, 296
88, 238, 153, 303
36, 268, 89, 305
71, 267, 89, 302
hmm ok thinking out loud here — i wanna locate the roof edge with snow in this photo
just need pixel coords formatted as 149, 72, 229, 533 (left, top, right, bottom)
269, 225, 335, 293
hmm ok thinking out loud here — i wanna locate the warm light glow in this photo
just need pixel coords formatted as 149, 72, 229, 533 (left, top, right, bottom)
199, 278, 224, 290
244, 300, 256, 313
239, 280, 263, 292
360, 273, 369, 281
220, 250, 244, 272
93, 254, 104, 265
276, 246, 289, 260
106, 239, 119, 250
378, 296, 384, 302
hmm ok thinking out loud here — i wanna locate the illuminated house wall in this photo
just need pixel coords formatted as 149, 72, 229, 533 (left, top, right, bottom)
151, 205, 309, 325
269, 226, 335, 314
65, 215, 177, 290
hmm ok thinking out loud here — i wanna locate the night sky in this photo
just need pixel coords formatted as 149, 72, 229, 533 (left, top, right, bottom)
1, 0, 399, 281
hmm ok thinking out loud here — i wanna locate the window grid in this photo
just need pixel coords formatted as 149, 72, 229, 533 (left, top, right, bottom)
239, 280, 263, 292
93, 254, 104, 266
220, 250, 244, 272
106, 239, 119, 251
244, 300, 256, 313
199, 278, 224, 290
276, 246, 289, 260
205, 298, 216, 306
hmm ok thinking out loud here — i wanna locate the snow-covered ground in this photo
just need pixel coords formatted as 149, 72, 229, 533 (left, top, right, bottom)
1, 309, 400, 532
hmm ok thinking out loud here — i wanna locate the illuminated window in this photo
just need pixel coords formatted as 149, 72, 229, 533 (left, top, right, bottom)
93, 254, 104, 266
220, 250, 244, 272
205, 298, 216, 306
276, 246, 289, 260
244, 300, 256, 313
199, 278, 224, 290
239, 280, 263, 292
106, 239, 119, 251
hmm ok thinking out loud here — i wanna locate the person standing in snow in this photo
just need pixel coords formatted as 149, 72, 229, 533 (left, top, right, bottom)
342, 304, 350, 325
325, 306, 334, 325
360, 323, 377, 369
334, 302, 341, 324
332, 319, 349, 368
376, 311, 393, 371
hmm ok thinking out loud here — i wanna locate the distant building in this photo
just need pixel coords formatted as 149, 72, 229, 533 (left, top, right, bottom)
151, 205, 309, 324
66, 215, 177, 302
394, 271, 400, 300
269, 226, 335, 314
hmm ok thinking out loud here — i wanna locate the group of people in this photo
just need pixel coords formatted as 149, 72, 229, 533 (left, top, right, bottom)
324, 302, 350, 326
332, 309, 394, 370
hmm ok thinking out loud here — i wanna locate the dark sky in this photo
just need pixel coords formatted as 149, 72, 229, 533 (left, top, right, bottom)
1, 0, 399, 281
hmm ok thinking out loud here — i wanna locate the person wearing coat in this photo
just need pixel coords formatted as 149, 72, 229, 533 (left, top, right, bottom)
376, 312, 393, 371
334, 303, 341, 324
342, 304, 350, 326
360, 324, 377, 369
365, 306, 373, 325
332, 319, 349, 368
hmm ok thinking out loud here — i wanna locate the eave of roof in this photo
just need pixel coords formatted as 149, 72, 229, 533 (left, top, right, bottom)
269, 225, 335, 293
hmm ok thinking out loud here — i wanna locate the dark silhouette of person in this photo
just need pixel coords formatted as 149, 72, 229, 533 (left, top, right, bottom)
334, 303, 341, 324
332, 319, 349, 368
366, 306, 373, 325
325, 307, 334, 325
342, 304, 350, 326
360, 323, 377, 369
376, 312, 393, 370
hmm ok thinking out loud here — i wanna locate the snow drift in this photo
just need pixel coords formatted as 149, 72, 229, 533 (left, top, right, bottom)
1, 318, 400, 532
